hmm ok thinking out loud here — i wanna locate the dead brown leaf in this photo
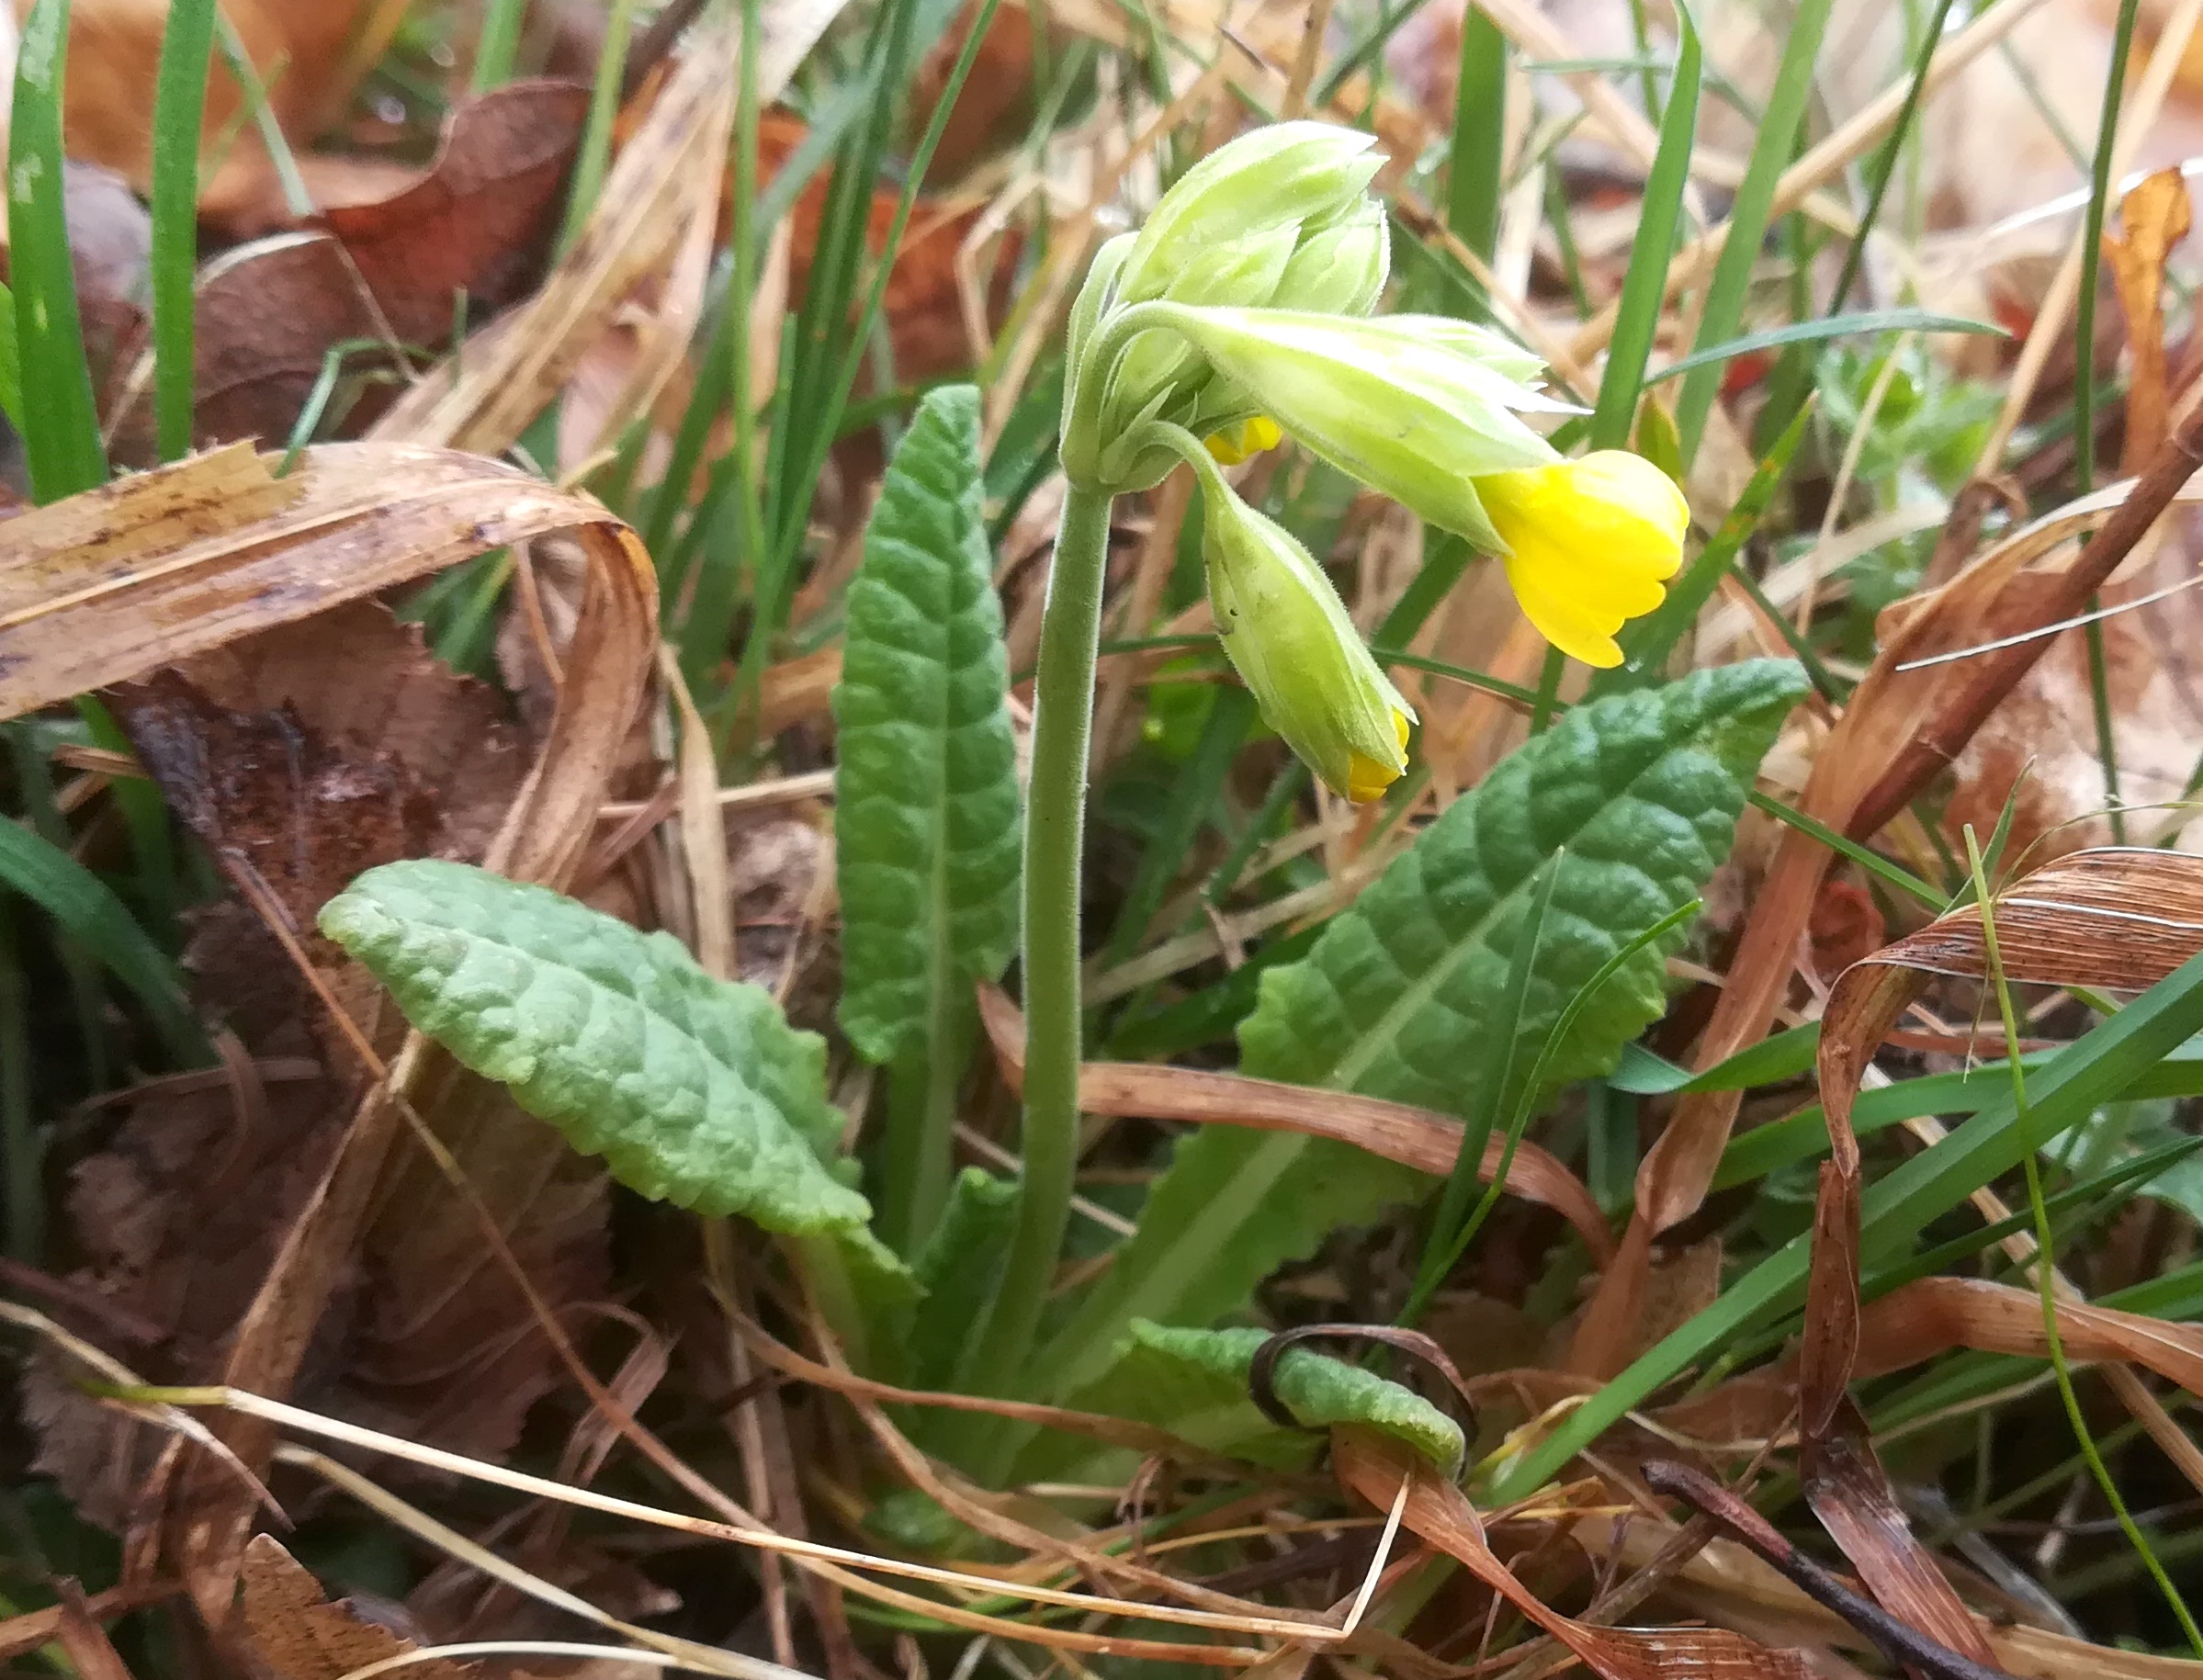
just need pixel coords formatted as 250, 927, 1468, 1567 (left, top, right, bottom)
1333, 1429, 1814, 1680
2107, 168, 2193, 472
116, 82, 592, 456
24, 0, 402, 231
237, 1534, 474, 1680
107, 601, 527, 1047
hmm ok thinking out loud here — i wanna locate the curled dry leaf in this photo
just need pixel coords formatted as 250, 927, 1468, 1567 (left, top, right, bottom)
1794, 847, 2203, 1650
0, 438, 655, 1621
974, 982, 1615, 1261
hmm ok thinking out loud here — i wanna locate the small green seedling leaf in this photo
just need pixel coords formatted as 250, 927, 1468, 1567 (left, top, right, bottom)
1069, 1321, 1464, 1474
322, 859, 875, 1237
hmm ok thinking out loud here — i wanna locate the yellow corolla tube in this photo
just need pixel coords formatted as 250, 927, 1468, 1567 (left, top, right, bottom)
1203, 415, 1283, 466
1473, 450, 1689, 669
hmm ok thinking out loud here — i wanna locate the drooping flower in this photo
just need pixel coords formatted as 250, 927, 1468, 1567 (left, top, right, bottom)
1186, 444, 1415, 803
1473, 452, 1689, 668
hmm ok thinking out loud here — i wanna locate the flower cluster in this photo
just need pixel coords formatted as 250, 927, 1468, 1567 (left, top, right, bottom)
1061, 122, 1689, 802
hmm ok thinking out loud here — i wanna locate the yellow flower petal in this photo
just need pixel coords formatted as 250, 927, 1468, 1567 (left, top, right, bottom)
1474, 450, 1688, 665
1203, 415, 1284, 466
1344, 709, 1412, 803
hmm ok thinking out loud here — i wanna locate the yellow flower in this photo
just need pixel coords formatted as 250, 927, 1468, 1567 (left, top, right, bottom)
1346, 709, 1412, 804
1203, 415, 1283, 466
1474, 451, 1689, 668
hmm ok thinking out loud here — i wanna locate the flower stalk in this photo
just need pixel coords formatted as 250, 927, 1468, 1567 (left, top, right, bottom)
964, 119, 1690, 1444
959, 480, 1113, 1412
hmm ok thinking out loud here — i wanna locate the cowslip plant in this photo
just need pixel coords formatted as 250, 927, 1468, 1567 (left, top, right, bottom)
966, 118, 1696, 1406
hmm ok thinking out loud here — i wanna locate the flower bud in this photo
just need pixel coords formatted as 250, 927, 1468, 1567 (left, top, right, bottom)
1267, 197, 1389, 316
1149, 304, 1571, 550
1105, 222, 1305, 434
1191, 451, 1415, 803
1474, 451, 1689, 668
1114, 121, 1382, 308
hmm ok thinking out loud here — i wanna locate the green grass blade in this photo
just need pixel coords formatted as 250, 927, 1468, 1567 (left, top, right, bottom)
1671, 0, 1834, 463
1403, 855, 1563, 1324
0, 280, 22, 432
1648, 311, 2003, 386
11, 0, 111, 501
1444, 9, 1507, 319
473, 0, 527, 91
1588, 3, 1699, 454
0, 820, 203, 1065
558, 0, 638, 252
1489, 943, 2203, 1501
151, 0, 217, 461
0, 902, 35, 1261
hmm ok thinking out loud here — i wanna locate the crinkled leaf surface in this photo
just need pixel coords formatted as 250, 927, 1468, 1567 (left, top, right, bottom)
322, 858, 873, 1235
831, 384, 1020, 1064
1068, 1322, 1463, 1473
1043, 661, 1806, 1392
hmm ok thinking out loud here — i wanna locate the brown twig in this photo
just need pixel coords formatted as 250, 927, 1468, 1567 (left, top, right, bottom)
1642, 1460, 2021, 1680
1855, 398, 2203, 838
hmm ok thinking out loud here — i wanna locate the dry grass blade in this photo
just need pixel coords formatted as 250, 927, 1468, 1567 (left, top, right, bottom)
1331, 1430, 1813, 1680
112, 1383, 1334, 1663
1847, 1276, 2203, 1391
370, 0, 842, 455
975, 983, 1614, 1259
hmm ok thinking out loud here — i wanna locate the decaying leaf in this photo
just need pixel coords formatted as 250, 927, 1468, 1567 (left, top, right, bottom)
0, 438, 656, 1622
2105, 167, 2193, 471
109, 82, 593, 456
236, 1534, 474, 1680
107, 601, 528, 1046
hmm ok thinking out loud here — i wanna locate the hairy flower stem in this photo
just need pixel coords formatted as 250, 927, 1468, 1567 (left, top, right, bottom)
960, 482, 1113, 1433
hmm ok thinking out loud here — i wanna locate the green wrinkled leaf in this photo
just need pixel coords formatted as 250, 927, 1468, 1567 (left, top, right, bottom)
321, 858, 874, 1237
1066, 1322, 1463, 1473
1041, 660, 1806, 1393
832, 389, 1020, 1065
